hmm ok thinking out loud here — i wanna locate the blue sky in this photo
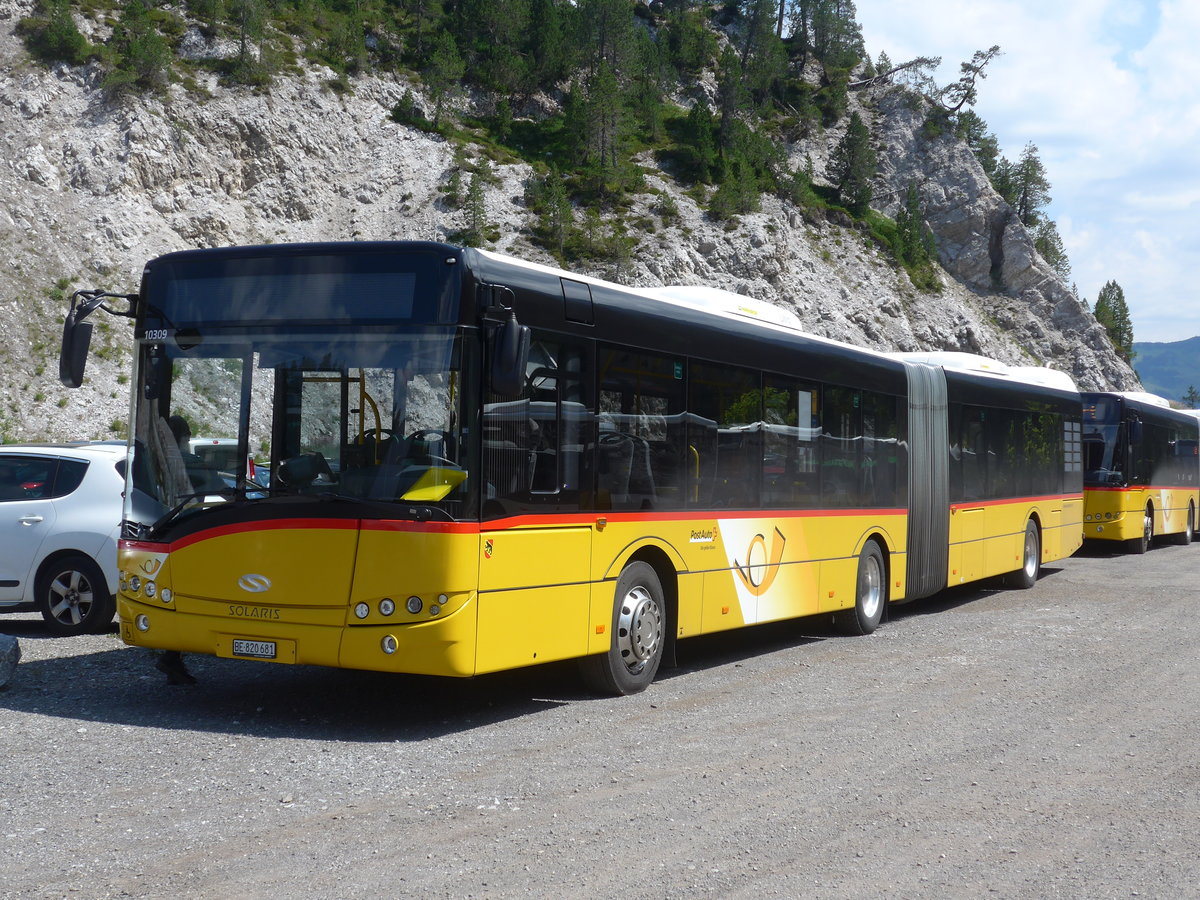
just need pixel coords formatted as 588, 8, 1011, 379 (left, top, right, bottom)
853, 0, 1198, 344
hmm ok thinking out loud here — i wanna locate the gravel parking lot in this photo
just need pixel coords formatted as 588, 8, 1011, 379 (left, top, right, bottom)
2, 542, 1198, 899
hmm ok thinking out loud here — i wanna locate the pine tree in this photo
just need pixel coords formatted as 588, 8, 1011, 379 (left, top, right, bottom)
1012, 142, 1052, 227
524, 0, 570, 93
18, 0, 90, 66
894, 182, 928, 266
103, 0, 171, 94
739, 0, 787, 108
939, 45, 1001, 113
1033, 220, 1070, 280
789, 0, 864, 70
682, 99, 719, 182
826, 111, 875, 215
663, 0, 716, 75
1094, 280, 1135, 363
462, 171, 490, 247
426, 30, 465, 127
715, 44, 747, 163
955, 110, 1000, 177
541, 172, 573, 257
227, 0, 270, 85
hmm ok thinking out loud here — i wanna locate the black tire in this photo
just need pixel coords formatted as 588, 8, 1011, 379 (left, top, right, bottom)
1006, 520, 1041, 589
1127, 505, 1153, 554
579, 561, 665, 695
834, 541, 886, 636
36, 555, 115, 636
1171, 502, 1194, 546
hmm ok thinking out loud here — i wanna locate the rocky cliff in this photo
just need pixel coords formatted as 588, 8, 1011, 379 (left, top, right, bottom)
0, 0, 1138, 442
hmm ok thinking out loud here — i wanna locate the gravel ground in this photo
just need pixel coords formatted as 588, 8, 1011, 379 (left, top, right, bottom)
2, 541, 1198, 899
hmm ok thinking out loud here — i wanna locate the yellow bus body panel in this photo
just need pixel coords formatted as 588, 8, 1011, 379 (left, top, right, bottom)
119, 522, 483, 676
1084, 487, 1199, 543
947, 495, 1082, 585
475, 525, 592, 674
119, 509, 921, 679
584, 511, 907, 646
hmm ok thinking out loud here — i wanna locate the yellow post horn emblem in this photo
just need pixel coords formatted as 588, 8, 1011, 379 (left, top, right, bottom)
734, 527, 786, 596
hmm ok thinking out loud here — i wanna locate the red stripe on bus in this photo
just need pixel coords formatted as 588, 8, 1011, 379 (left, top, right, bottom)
122, 518, 361, 553
1085, 485, 1197, 493
949, 493, 1083, 511
481, 507, 908, 531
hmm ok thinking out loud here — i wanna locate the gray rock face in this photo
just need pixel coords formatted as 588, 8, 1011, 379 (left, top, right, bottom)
0, 633, 19, 688
871, 89, 1137, 390
0, 4, 1137, 444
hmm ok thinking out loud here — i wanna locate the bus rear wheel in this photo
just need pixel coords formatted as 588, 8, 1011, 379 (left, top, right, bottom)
1128, 505, 1153, 554
1006, 520, 1040, 589
1171, 502, 1195, 546
579, 561, 665, 695
835, 541, 886, 636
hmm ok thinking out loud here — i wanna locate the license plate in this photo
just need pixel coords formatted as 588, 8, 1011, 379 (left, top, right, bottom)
231, 639, 277, 659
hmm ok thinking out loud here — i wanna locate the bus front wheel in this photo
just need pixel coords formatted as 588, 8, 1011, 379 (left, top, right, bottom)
835, 541, 886, 636
580, 561, 665, 696
1128, 505, 1153, 554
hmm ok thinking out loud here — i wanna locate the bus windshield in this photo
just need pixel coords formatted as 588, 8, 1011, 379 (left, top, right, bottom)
1082, 395, 1124, 486
129, 328, 477, 535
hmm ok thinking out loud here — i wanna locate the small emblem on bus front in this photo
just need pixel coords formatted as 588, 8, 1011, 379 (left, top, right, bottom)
238, 574, 272, 593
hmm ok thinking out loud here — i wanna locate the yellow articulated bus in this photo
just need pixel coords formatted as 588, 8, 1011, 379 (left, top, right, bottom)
1081, 392, 1200, 552
59, 242, 1082, 694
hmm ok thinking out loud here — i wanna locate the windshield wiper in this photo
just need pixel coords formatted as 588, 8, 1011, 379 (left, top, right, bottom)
149, 485, 266, 534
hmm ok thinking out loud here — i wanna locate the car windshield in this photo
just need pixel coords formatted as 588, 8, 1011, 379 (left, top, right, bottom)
129, 328, 476, 535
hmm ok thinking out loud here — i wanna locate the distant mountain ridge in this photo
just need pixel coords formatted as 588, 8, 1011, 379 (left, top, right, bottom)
1133, 336, 1200, 405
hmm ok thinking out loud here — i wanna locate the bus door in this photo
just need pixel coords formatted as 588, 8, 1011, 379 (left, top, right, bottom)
477, 336, 595, 672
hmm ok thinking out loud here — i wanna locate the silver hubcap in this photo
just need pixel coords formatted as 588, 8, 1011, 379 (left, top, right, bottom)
48, 570, 92, 626
1144, 510, 1153, 545
616, 585, 662, 675
1023, 528, 1038, 579
860, 555, 882, 620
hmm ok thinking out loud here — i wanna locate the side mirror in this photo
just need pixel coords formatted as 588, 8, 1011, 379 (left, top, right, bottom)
59, 313, 93, 389
490, 313, 530, 397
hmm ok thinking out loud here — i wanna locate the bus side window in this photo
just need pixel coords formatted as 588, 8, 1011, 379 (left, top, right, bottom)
483, 336, 593, 517
959, 406, 986, 501
597, 346, 686, 511
690, 362, 761, 509
820, 386, 861, 508
761, 375, 819, 509
861, 390, 902, 508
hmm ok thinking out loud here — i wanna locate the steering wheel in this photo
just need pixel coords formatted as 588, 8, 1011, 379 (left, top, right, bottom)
408, 428, 457, 460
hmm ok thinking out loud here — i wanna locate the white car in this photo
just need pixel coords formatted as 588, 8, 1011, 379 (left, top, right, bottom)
0, 442, 125, 635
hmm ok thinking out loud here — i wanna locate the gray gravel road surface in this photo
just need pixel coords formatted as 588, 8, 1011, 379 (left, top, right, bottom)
1, 542, 1197, 899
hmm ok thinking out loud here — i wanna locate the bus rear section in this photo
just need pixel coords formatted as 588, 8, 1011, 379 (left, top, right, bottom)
899, 355, 1084, 600
1081, 392, 1200, 552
